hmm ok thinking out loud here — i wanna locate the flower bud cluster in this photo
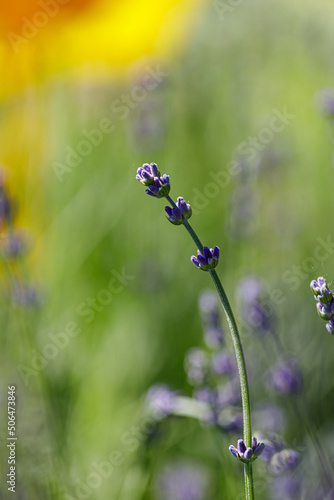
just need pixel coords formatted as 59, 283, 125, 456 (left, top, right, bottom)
229, 436, 265, 463
191, 247, 220, 271
136, 163, 170, 198
165, 197, 192, 225
310, 277, 334, 334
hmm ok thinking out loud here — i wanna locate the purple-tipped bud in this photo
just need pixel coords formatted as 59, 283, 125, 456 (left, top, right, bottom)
136, 162, 161, 185
244, 448, 253, 460
326, 319, 334, 334
191, 246, 220, 271
252, 436, 257, 449
310, 277, 333, 304
177, 197, 192, 219
254, 443, 265, 457
229, 445, 239, 458
165, 206, 183, 225
165, 197, 192, 225
212, 246, 220, 260
237, 439, 246, 454
317, 301, 334, 320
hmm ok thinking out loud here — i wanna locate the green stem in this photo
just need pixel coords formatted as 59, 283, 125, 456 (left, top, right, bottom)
209, 268, 253, 450
165, 196, 254, 500
244, 463, 254, 500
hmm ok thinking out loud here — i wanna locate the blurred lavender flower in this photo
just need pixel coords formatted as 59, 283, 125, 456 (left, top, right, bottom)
216, 380, 241, 409
0, 177, 12, 227
253, 403, 286, 433
229, 436, 265, 463
270, 473, 302, 499
165, 197, 192, 225
270, 449, 301, 475
257, 433, 285, 463
198, 290, 220, 324
217, 408, 243, 433
193, 387, 216, 406
236, 275, 271, 335
12, 283, 41, 308
266, 357, 303, 396
310, 277, 334, 334
198, 290, 224, 347
184, 348, 208, 386
154, 460, 209, 500
316, 87, 334, 117
146, 384, 177, 418
211, 351, 237, 376
191, 246, 220, 271
1, 231, 27, 259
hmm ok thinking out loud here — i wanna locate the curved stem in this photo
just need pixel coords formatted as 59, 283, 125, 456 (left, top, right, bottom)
209, 269, 252, 449
165, 205, 254, 499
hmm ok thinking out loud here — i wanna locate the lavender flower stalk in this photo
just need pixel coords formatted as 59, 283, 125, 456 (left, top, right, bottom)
136, 162, 258, 500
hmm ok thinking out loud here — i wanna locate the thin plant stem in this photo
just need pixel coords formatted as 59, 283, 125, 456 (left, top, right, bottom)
166, 195, 254, 500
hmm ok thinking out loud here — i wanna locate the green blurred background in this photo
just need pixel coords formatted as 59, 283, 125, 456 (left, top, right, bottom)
1, 0, 334, 498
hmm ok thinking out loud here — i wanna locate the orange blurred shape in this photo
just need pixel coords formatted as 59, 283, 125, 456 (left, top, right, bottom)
0, 0, 98, 31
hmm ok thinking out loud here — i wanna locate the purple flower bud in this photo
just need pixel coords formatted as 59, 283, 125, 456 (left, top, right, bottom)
191, 246, 220, 271
317, 300, 334, 320
229, 445, 239, 458
326, 319, 334, 334
165, 206, 183, 225
311, 277, 333, 304
165, 197, 192, 225
254, 443, 265, 457
146, 175, 171, 198
237, 439, 246, 453
252, 436, 257, 448
136, 162, 160, 185
176, 197, 192, 218
244, 448, 253, 460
